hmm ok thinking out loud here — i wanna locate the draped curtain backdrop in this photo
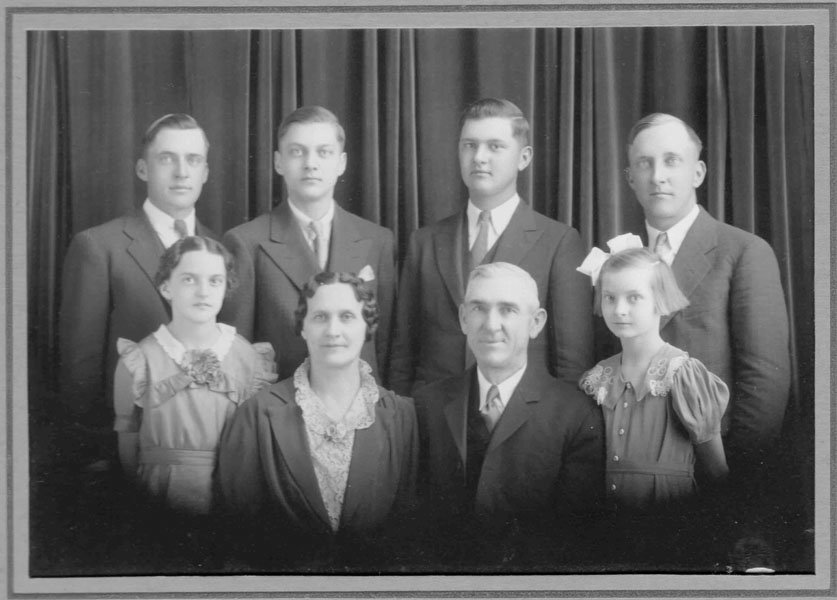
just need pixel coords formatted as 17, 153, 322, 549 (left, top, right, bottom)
27, 25, 814, 514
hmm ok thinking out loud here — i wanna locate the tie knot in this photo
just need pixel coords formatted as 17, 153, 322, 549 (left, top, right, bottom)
654, 232, 669, 252
486, 385, 501, 409
173, 219, 189, 239
478, 210, 491, 225
309, 220, 327, 239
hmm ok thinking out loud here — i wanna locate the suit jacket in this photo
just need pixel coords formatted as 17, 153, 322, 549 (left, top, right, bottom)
653, 206, 791, 472
414, 364, 604, 566
58, 210, 216, 430
390, 201, 593, 396
220, 200, 396, 384
216, 377, 418, 570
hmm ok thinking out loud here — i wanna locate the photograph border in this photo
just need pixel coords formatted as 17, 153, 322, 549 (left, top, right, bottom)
2, 1, 833, 597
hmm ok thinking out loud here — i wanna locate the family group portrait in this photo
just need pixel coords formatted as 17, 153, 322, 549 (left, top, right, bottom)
6, 5, 826, 596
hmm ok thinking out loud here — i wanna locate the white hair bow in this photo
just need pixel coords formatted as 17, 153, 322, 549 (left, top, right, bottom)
576, 233, 644, 285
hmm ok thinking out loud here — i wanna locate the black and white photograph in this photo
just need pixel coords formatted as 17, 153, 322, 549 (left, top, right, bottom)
1, 0, 831, 597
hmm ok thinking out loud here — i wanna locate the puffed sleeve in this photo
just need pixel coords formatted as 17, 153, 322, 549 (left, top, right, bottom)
669, 358, 730, 445
113, 338, 147, 432
248, 342, 279, 397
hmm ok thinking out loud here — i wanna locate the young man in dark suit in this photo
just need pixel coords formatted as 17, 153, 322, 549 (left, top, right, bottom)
625, 112, 791, 570
413, 262, 604, 570
59, 113, 216, 470
220, 106, 395, 383
390, 98, 592, 396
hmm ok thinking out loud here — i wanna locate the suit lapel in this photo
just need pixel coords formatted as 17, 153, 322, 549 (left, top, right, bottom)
433, 212, 466, 309
260, 201, 319, 292
443, 370, 471, 468
339, 400, 391, 529
328, 206, 373, 275
492, 201, 543, 266
265, 386, 332, 530
124, 213, 166, 289
486, 367, 538, 453
663, 207, 718, 329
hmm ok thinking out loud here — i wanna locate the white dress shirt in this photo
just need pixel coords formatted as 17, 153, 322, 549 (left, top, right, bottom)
288, 198, 335, 254
476, 363, 527, 418
467, 194, 520, 251
645, 204, 700, 264
143, 199, 196, 248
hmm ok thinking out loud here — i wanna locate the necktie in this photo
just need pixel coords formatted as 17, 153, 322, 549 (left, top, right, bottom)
173, 219, 189, 239
654, 231, 673, 265
309, 220, 328, 270
480, 385, 503, 433
470, 210, 492, 270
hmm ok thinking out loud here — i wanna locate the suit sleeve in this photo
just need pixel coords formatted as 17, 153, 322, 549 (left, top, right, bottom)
373, 228, 397, 387
388, 231, 421, 396
219, 229, 256, 341
58, 230, 111, 418
547, 227, 594, 385
215, 397, 266, 516
726, 236, 790, 470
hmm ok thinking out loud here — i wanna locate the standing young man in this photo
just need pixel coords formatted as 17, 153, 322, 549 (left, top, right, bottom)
390, 98, 592, 395
221, 106, 395, 382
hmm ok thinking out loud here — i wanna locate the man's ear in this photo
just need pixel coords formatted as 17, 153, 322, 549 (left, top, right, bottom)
518, 145, 533, 171
459, 304, 468, 334
529, 307, 547, 339
337, 151, 347, 176
693, 159, 707, 188
136, 158, 148, 181
273, 150, 284, 176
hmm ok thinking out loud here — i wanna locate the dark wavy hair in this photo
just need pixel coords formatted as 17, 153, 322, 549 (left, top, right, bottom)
594, 247, 689, 317
294, 272, 378, 342
459, 97, 530, 146
154, 236, 238, 298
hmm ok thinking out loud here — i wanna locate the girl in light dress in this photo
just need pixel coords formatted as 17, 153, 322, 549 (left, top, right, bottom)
577, 237, 729, 511
113, 236, 277, 517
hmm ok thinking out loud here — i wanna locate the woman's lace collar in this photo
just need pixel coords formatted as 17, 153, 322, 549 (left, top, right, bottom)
153, 323, 236, 366
293, 358, 379, 443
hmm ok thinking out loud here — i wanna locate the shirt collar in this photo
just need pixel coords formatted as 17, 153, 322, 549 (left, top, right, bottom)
476, 362, 527, 412
143, 198, 196, 237
288, 198, 335, 232
645, 203, 700, 257
467, 194, 520, 238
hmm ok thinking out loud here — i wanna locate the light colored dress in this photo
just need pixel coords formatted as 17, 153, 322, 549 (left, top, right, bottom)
579, 343, 729, 511
114, 323, 277, 515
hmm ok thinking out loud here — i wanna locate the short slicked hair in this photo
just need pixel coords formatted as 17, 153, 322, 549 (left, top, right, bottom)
595, 247, 689, 317
276, 105, 346, 150
465, 262, 540, 311
140, 113, 209, 159
459, 98, 530, 146
626, 113, 703, 158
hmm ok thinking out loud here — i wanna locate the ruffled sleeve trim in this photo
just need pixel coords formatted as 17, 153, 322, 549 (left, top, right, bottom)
116, 338, 149, 408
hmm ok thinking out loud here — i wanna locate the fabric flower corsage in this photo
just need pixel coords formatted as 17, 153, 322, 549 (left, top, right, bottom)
181, 349, 223, 386
576, 233, 644, 285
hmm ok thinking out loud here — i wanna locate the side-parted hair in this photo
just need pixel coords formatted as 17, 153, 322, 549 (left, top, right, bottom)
594, 247, 689, 317
465, 262, 540, 310
140, 113, 209, 159
294, 272, 378, 341
154, 236, 239, 298
626, 113, 703, 158
459, 98, 530, 146
276, 105, 346, 150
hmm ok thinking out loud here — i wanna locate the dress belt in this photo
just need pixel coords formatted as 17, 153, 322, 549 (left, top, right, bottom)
140, 447, 216, 466
608, 459, 693, 478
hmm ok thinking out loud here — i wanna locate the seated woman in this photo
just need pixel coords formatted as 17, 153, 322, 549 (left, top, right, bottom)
215, 272, 418, 572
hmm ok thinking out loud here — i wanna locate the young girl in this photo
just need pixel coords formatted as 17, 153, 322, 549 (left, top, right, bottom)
577, 236, 729, 512
113, 236, 277, 516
